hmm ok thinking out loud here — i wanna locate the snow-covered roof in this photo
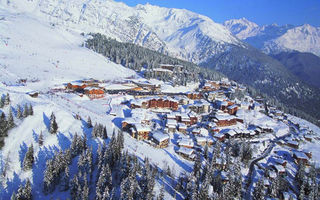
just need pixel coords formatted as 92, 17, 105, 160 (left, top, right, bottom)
215, 112, 236, 121
167, 119, 177, 126
228, 104, 238, 109
153, 68, 173, 73
177, 147, 194, 156
293, 151, 309, 160
135, 124, 151, 132
178, 138, 194, 147
152, 131, 169, 142
195, 136, 207, 143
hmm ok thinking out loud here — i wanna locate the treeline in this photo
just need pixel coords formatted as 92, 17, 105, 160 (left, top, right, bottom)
84, 33, 224, 85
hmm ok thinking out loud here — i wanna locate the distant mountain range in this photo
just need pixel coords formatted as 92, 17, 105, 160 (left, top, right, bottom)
224, 18, 320, 57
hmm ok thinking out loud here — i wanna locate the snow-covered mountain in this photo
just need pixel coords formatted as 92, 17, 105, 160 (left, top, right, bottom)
223, 18, 260, 40
1, 0, 242, 63
224, 18, 320, 57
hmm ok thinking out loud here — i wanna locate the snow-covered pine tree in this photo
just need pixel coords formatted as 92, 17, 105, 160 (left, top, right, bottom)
193, 153, 201, 178
23, 144, 34, 170
28, 104, 33, 116
103, 126, 108, 139
59, 166, 70, 191
299, 179, 306, 200
87, 116, 93, 128
82, 175, 89, 200
4, 93, 10, 106
38, 131, 44, 146
96, 165, 108, 200
7, 107, 15, 129
43, 159, 55, 194
102, 185, 110, 200
0, 95, 4, 108
16, 184, 24, 200
23, 179, 32, 200
23, 103, 29, 118
0, 112, 8, 137
70, 175, 80, 200
49, 112, 58, 134
92, 123, 98, 138
16, 105, 22, 119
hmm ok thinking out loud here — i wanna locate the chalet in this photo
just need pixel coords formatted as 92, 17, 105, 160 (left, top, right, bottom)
177, 138, 194, 148
176, 147, 195, 160
227, 104, 238, 115
66, 82, 87, 91
286, 140, 299, 149
270, 164, 286, 175
212, 159, 227, 170
28, 92, 39, 98
131, 97, 178, 111
223, 129, 237, 139
213, 132, 226, 142
132, 124, 151, 140
195, 136, 207, 146
84, 87, 105, 99
189, 113, 198, 125
151, 131, 170, 148
304, 135, 313, 142
274, 158, 287, 167
292, 151, 309, 165
166, 119, 177, 133
302, 150, 312, 159
189, 101, 210, 114
178, 123, 187, 134
214, 111, 237, 127
186, 92, 202, 100
181, 113, 191, 126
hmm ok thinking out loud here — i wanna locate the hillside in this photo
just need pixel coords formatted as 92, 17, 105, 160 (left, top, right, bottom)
271, 51, 320, 88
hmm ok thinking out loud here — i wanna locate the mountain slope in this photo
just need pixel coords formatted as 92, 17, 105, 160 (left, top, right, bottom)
271, 51, 320, 88
0, 6, 135, 90
224, 18, 320, 57
1, 0, 242, 63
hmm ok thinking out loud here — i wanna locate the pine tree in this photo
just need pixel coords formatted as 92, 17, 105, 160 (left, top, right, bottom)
82, 176, 89, 200
7, 108, 14, 129
193, 153, 201, 178
0, 112, 8, 137
49, 112, 58, 134
59, 166, 70, 191
16, 105, 22, 119
28, 104, 33, 115
23, 103, 29, 118
87, 116, 93, 128
0, 95, 4, 108
23, 179, 32, 200
38, 131, 44, 146
4, 93, 10, 105
23, 144, 34, 170
103, 126, 108, 139
203, 144, 209, 160
16, 184, 24, 200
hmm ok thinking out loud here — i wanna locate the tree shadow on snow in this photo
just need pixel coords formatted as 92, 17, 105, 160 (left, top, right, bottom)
32, 130, 39, 142
32, 146, 55, 196
19, 142, 28, 168
80, 119, 99, 153
42, 112, 50, 131
163, 149, 192, 173
57, 132, 71, 151
2, 172, 24, 199
112, 117, 124, 129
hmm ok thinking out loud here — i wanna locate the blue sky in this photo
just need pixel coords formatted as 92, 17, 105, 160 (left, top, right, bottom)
115, 0, 320, 26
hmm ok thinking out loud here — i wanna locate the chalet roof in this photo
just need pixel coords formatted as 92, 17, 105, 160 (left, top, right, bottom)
293, 151, 309, 160
178, 138, 194, 147
152, 68, 173, 73
195, 136, 207, 143
287, 140, 299, 146
215, 112, 236, 121
272, 164, 285, 173
178, 123, 187, 129
228, 104, 238, 110
177, 147, 194, 156
167, 119, 177, 126
135, 124, 151, 132
213, 132, 225, 139
152, 131, 170, 142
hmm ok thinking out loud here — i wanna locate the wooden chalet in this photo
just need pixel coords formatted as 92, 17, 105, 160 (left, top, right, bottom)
186, 92, 202, 100
292, 151, 309, 165
176, 147, 195, 160
131, 98, 178, 111
152, 131, 170, 148
214, 112, 237, 127
133, 124, 151, 140
177, 138, 194, 149
84, 87, 105, 99
227, 104, 238, 115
